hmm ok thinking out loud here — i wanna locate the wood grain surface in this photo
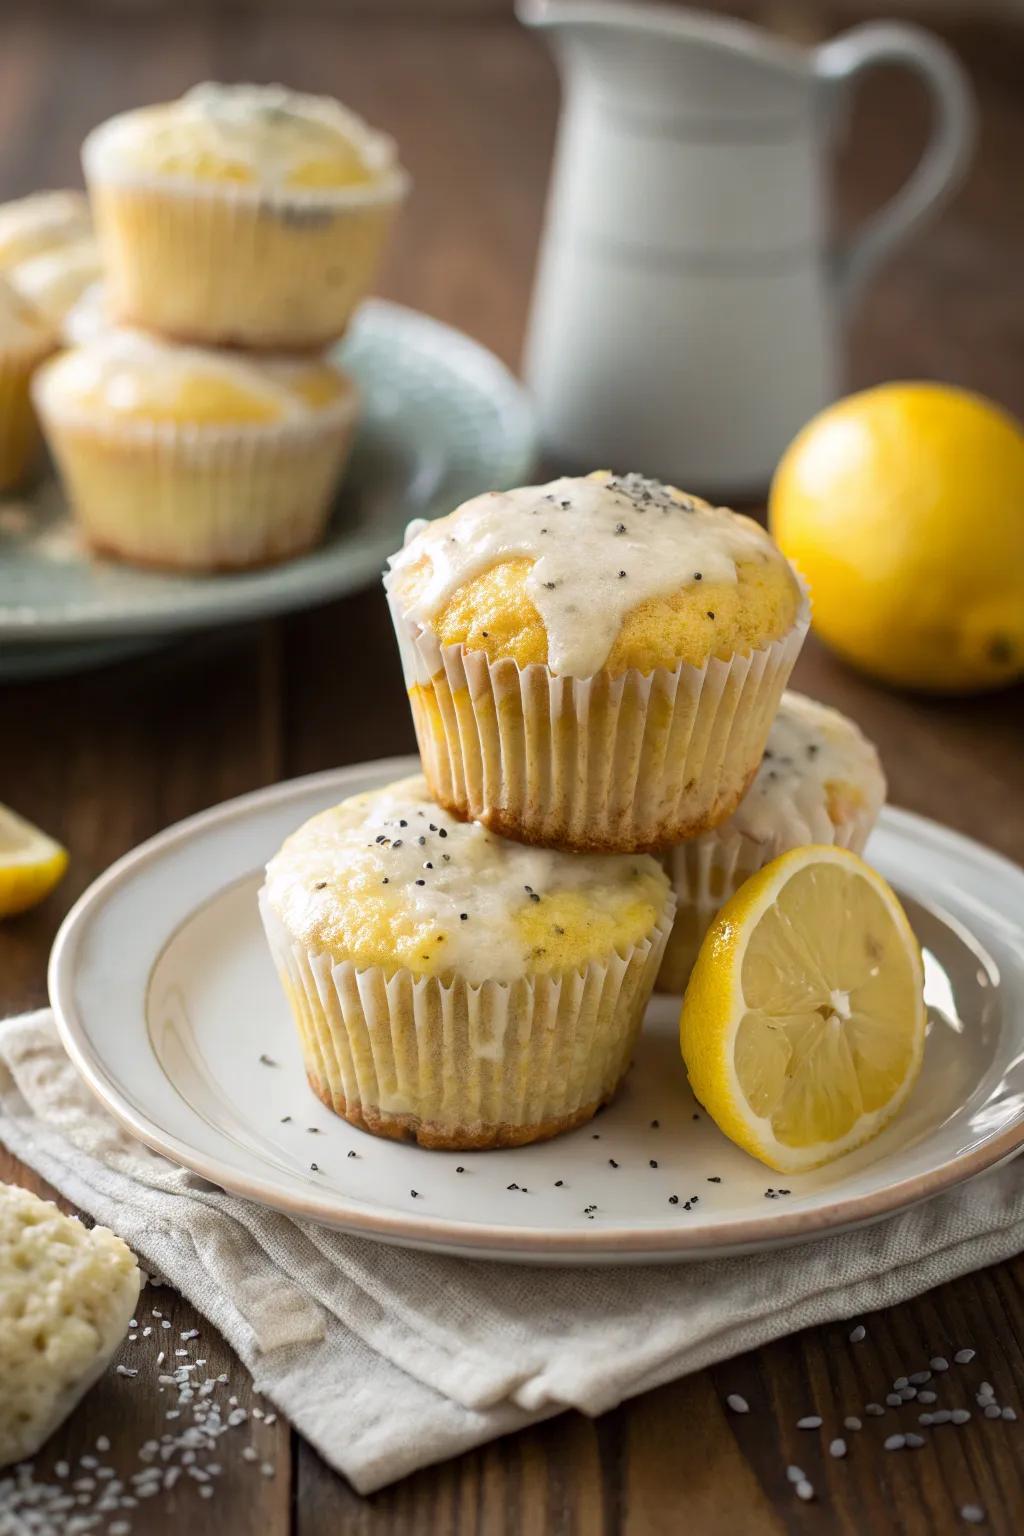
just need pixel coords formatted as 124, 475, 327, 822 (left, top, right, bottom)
1, 5, 1022, 1532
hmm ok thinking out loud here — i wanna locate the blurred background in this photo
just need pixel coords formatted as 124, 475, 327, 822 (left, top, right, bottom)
2, 0, 1020, 411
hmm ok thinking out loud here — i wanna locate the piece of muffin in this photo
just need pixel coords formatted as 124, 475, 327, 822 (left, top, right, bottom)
0, 191, 91, 270
658, 692, 887, 993
32, 328, 359, 570
260, 773, 674, 1149
385, 472, 809, 852
0, 1182, 141, 1468
10, 237, 103, 332
0, 276, 56, 492
82, 82, 409, 349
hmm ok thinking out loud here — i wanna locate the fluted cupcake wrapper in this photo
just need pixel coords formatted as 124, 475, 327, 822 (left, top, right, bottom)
258, 887, 675, 1151
657, 793, 882, 995
386, 587, 810, 853
32, 382, 358, 571
84, 148, 409, 350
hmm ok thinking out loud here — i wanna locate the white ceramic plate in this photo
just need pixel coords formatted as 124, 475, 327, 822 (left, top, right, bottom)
0, 300, 535, 672
49, 756, 1024, 1265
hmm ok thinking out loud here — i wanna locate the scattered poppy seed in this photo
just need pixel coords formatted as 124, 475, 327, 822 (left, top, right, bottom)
258, 1054, 276, 1066
651, 1119, 660, 1128
347, 1150, 357, 1159
707, 1176, 721, 1183
410, 1190, 419, 1197
608, 1159, 619, 1168
555, 1179, 564, 1187
280, 1115, 291, 1123
309, 1163, 319, 1172
669, 1195, 679, 1205
507, 1183, 519, 1191
726, 1394, 749, 1414
649, 1159, 658, 1168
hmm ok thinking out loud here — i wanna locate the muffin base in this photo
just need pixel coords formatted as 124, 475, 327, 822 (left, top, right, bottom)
388, 588, 810, 854
307, 1070, 615, 1150
260, 888, 673, 1152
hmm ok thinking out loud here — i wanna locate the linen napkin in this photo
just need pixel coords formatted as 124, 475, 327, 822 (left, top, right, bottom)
2, 1009, 1022, 1494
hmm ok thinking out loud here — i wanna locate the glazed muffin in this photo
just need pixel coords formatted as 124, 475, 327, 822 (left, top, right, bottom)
10, 237, 103, 332
658, 692, 886, 993
0, 276, 56, 492
385, 472, 809, 852
32, 328, 358, 570
0, 191, 91, 270
259, 774, 674, 1149
83, 82, 409, 349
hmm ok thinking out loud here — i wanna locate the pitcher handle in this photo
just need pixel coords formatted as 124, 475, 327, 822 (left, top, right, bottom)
815, 22, 975, 307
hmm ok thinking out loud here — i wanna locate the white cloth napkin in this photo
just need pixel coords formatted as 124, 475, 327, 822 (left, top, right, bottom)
2, 1009, 1022, 1494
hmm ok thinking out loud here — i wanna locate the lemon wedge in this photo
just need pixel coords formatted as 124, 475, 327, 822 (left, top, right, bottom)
680, 845, 925, 1172
0, 805, 68, 918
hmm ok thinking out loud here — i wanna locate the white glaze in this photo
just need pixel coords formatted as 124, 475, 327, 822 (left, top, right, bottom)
387, 473, 779, 677
87, 83, 400, 194
264, 774, 665, 985
729, 691, 885, 844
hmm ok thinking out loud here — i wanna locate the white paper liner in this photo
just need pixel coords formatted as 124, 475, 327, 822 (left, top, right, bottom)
83, 141, 408, 348
657, 787, 883, 994
258, 888, 674, 1149
386, 587, 810, 853
32, 376, 358, 570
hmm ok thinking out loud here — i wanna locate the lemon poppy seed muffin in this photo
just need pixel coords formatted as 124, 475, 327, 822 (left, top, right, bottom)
83, 83, 409, 349
0, 191, 91, 270
385, 472, 809, 852
33, 328, 358, 570
658, 692, 886, 993
0, 1182, 141, 1468
260, 774, 674, 1149
10, 237, 103, 332
0, 276, 56, 491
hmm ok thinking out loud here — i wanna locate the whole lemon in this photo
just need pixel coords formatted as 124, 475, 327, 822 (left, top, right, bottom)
769, 383, 1024, 692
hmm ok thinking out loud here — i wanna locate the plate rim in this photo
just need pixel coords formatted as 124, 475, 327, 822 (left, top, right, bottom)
48, 758, 1024, 1261
0, 300, 537, 643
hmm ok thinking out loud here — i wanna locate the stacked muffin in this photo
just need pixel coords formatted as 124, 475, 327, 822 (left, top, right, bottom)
261, 471, 888, 1152
15, 83, 408, 570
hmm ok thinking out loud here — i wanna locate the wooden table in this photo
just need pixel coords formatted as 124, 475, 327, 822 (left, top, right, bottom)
2, 5, 1023, 1531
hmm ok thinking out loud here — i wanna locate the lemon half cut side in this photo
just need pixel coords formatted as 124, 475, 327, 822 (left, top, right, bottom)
680, 845, 926, 1174
0, 804, 68, 918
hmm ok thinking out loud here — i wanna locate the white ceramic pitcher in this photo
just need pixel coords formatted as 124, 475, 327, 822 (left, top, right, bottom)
520, 1, 975, 495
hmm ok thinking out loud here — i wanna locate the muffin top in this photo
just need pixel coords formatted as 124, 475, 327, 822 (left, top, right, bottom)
84, 82, 406, 198
0, 274, 54, 354
0, 191, 91, 269
728, 691, 885, 845
386, 472, 803, 678
263, 774, 671, 984
10, 237, 102, 327
34, 328, 357, 427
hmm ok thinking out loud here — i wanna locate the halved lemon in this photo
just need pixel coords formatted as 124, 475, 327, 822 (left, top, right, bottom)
0, 804, 68, 918
680, 845, 925, 1172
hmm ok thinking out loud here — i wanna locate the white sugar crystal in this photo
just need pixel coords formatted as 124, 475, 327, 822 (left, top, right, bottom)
726, 1394, 749, 1414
